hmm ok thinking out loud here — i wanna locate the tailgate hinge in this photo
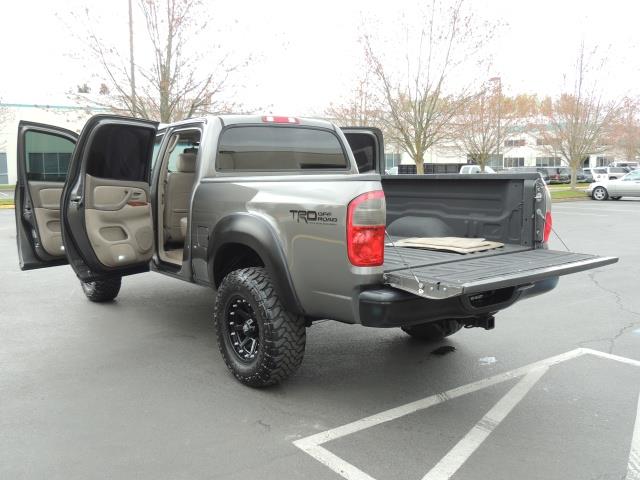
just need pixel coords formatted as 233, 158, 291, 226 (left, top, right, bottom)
383, 272, 464, 300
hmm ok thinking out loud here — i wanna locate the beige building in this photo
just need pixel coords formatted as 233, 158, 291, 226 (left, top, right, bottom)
0, 100, 105, 184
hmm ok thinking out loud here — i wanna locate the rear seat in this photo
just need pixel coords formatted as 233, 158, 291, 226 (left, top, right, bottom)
164, 152, 196, 242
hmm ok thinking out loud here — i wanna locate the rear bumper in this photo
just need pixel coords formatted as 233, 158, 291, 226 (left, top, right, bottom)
357, 277, 558, 328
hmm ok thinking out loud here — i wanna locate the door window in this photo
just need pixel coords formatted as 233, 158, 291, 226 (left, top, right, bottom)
0, 152, 7, 184
151, 133, 165, 170
164, 130, 200, 172
25, 130, 75, 182
85, 124, 155, 182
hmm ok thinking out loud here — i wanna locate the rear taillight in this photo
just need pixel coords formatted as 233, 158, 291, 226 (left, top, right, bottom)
347, 191, 386, 266
543, 211, 552, 243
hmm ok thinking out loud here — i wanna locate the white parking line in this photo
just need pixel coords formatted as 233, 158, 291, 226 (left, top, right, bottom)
553, 212, 610, 217
554, 207, 639, 214
628, 392, 640, 480
294, 348, 640, 480
421, 366, 549, 480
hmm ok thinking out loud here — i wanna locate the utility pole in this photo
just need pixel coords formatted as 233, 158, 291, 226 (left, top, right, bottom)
490, 76, 502, 167
128, 0, 137, 116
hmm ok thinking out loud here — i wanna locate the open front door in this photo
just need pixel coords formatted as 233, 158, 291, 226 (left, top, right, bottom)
340, 127, 384, 174
15, 121, 78, 270
61, 115, 158, 281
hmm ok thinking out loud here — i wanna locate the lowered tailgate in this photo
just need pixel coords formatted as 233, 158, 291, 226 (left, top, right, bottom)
383, 247, 618, 300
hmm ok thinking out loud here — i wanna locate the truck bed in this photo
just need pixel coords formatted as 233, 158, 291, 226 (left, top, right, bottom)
383, 245, 617, 300
380, 175, 617, 301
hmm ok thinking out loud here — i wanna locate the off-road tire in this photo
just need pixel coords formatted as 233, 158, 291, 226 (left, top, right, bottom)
214, 267, 306, 387
80, 277, 122, 302
401, 319, 464, 342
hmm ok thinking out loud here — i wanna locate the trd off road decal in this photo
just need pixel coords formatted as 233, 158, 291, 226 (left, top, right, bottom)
289, 210, 337, 225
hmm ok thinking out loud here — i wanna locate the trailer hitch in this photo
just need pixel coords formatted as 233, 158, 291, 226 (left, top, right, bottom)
464, 315, 495, 330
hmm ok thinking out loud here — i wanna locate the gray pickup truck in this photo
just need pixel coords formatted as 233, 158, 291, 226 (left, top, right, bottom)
14, 114, 617, 387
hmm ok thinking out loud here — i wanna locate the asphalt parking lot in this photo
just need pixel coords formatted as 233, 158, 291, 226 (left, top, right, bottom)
1, 200, 639, 480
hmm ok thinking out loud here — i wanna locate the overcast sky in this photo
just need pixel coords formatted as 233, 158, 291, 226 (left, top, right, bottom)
1, 0, 639, 116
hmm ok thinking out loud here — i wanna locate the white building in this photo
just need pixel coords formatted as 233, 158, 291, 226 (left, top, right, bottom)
385, 130, 627, 172
0, 99, 105, 184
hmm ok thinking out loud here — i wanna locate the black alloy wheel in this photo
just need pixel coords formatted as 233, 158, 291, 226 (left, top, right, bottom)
225, 295, 260, 362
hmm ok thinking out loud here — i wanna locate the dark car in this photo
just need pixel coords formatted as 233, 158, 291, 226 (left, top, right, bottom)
580, 168, 594, 183
542, 167, 571, 184
502, 167, 550, 184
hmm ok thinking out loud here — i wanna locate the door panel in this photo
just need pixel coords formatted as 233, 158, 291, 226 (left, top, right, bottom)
15, 122, 78, 270
27, 181, 65, 256
84, 175, 154, 267
60, 115, 158, 281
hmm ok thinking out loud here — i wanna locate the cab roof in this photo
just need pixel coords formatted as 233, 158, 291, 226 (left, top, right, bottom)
158, 115, 336, 131
218, 115, 336, 129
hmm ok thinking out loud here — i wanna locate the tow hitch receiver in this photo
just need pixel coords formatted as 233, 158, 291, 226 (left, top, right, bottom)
464, 315, 495, 330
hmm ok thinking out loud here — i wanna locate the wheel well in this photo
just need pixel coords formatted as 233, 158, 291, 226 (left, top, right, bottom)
213, 243, 265, 287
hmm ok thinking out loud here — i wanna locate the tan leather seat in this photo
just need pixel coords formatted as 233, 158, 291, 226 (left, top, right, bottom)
164, 153, 196, 242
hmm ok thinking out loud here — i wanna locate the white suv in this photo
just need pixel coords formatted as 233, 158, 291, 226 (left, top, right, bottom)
590, 167, 628, 182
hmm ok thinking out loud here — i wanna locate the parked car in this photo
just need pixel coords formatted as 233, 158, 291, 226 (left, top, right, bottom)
609, 161, 639, 170
602, 166, 630, 180
576, 169, 590, 183
13, 114, 617, 387
580, 168, 595, 183
541, 167, 571, 184
501, 167, 550, 184
385, 166, 398, 175
590, 167, 609, 182
588, 169, 640, 200
459, 165, 496, 174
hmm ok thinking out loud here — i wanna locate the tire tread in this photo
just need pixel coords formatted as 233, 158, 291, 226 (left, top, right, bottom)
81, 277, 122, 303
214, 267, 305, 387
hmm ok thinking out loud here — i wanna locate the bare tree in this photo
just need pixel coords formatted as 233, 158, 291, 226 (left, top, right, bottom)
325, 72, 382, 127
610, 97, 640, 162
363, 0, 496, 174
538, 44, 620, 188
451, 85, 539, 171
73, 0, 246, 122
0, 98, 10, 151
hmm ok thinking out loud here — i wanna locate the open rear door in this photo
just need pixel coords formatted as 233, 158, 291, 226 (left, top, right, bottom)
15, 121, 78, 270
61, 115, 158, 281
340, 127, 384, 174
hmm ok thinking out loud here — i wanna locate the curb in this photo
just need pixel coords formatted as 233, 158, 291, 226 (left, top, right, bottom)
551, 197, 590, 203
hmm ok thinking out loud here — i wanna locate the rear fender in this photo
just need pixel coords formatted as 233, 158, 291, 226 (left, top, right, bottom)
208, 213, 304, 314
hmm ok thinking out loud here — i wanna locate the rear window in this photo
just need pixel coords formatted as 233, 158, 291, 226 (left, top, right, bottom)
216, 126, 348, 171
594, 168, 607, 174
